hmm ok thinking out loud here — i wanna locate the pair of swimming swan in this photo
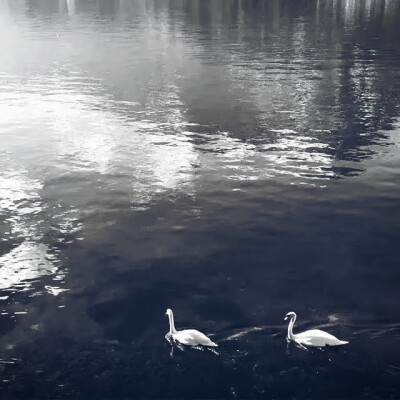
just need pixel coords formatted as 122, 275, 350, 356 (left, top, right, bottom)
166, 309, 349, 348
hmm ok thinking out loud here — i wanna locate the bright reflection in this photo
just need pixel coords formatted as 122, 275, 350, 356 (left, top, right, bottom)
0, 169, 79, 292
0, 64, 199, 208
44, 285, 69, 296
359, 118, 400, 182
193, 128, 334, 185
0, 0, 398, 297
0, 242, 57, 291
0, 171, 43, 241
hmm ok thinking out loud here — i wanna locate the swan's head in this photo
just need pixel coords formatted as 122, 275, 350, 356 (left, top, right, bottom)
165, 308, 173, 316
284, 311, 296, 321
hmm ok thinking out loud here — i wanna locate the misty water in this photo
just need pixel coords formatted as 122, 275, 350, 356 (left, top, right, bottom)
1, 0, 400, 398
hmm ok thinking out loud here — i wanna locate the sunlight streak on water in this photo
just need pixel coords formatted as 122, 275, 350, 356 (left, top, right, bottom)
0, 168, 76, 292
0, 242, 57, 291
0, 171, 43, 241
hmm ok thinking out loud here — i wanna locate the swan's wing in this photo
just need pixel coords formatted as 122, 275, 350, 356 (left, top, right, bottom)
295, 329, 347, 347
296, 337, 327, 347
295, 329, 336, 340
183, 329, 218, 347
174, 329, 218, 347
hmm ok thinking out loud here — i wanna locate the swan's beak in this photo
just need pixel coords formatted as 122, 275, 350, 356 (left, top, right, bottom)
284, 316, 288, 321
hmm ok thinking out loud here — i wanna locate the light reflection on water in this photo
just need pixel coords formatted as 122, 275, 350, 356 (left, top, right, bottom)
0, 63, 339, 210
0, 0, 399, 315
0, 242, 57, 291
0, 168, 80, 293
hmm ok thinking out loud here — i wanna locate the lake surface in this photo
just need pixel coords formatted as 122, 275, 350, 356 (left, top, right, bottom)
1, 0, 400, 398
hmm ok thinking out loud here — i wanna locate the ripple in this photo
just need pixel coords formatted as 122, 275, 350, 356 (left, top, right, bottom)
0, 242, 57, 291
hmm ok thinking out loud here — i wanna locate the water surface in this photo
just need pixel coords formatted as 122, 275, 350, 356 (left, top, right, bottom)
1, 0, 400, 398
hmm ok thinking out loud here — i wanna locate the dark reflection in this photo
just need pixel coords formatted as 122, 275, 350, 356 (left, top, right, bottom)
87, 282, 189, 341
96, 0, 119, 15
26, 0, 59, 15
86, 279, 246, 342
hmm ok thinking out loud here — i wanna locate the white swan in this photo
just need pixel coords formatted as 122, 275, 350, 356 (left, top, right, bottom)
165, 308, 218, 347
285, 311, 349, 347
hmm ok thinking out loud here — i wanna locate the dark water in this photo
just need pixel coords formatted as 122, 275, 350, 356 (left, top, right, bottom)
1, 0, 400, 398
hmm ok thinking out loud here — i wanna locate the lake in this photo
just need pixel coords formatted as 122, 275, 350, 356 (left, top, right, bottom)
1, 0, 400, 398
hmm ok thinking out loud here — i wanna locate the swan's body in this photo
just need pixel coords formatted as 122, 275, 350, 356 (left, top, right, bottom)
165, 308, 217, 347
285, 311, 348, 347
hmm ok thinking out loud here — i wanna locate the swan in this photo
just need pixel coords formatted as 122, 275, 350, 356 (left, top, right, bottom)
165, 308, 218, 347
285, 311, 349, 347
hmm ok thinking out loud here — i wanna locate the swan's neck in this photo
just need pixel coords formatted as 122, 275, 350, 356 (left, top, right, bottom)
168, 312, 177, 334
287, 315, 296, 340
